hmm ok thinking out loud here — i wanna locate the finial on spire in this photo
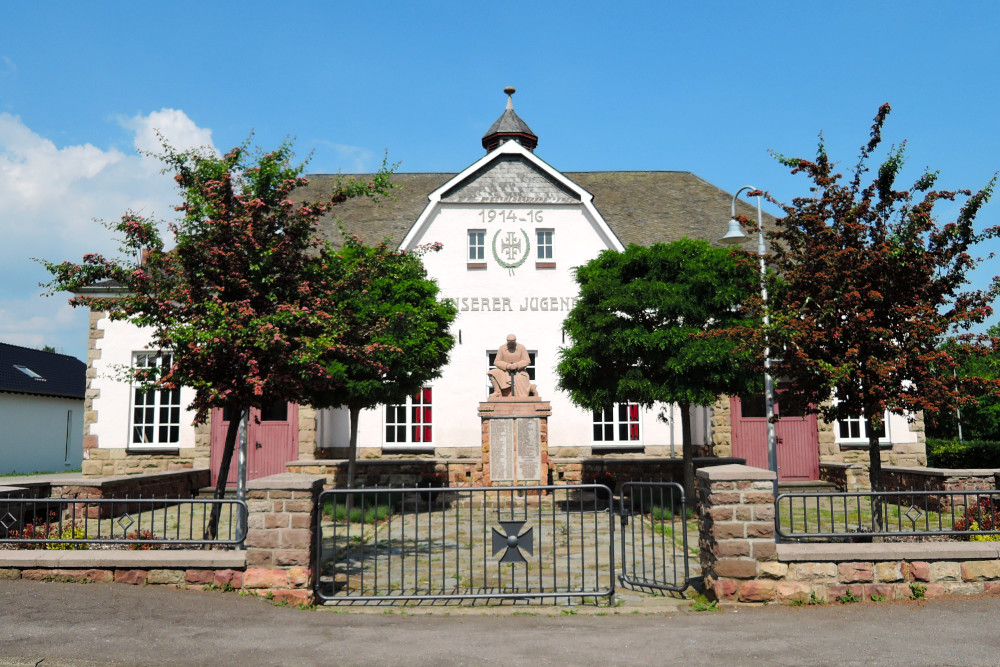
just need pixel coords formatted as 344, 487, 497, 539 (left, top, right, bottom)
482, 86, 537, 152
504, 86, 515, 110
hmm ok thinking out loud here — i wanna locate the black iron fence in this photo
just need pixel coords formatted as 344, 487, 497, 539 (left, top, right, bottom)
0, 496, 247, 548
618, 481, 690, 592
776, 489, 1000, 541
316, 484, 616, 604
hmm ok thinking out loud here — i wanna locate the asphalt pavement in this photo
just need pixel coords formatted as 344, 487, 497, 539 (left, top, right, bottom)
2, 580, 999, 666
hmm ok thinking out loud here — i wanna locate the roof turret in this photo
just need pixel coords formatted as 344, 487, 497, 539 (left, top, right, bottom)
482, 86, 538, 152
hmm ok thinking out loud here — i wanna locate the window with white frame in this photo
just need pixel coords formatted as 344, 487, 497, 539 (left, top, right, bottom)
836, 413, 886, 443
536, 229, 553, 260
130, 352, 181, 447
468, 230, 486, 261
385, 386, 433, 447
593, 403, 641, 445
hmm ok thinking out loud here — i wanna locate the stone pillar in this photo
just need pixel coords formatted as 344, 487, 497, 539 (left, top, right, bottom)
697, 464, 777, 602
244, 473, 324, 604
478, 399, 551, 486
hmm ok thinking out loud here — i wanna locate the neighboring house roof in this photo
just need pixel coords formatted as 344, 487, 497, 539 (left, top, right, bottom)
0, 343, 86, 400
298, 169, 770, 252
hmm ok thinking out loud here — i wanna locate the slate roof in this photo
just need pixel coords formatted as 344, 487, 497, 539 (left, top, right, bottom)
297, 170, 770, 252
0, 343, 86, 400
483, 107, 536, 140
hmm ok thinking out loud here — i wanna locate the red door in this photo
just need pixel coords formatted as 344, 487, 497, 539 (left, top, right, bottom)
730, 394, 820, 481
209, 402, 299, 486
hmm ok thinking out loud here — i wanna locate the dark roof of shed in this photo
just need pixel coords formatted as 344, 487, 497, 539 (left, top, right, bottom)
0, 343, 86, 400
297, 171, 770, 251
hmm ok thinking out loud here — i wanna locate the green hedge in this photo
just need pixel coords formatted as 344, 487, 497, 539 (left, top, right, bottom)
927, 438, 1000, 468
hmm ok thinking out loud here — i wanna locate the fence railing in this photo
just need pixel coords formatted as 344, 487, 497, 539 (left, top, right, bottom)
316, 485, 616, 603
618, 481, 690, 592
0, 496, 247, 548
776, 490, 1000, 541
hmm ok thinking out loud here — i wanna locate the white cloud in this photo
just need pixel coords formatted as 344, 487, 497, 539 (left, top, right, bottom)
119, 108, 216, 156
0, 56, 15, 76
0, 109, 216, 360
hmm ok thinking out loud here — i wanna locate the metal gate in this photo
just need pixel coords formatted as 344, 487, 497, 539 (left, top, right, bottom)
316, 485, 615, 604
617, 481, 691, 592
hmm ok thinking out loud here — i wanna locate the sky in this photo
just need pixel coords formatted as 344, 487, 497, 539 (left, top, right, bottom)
2, 1, 999, 362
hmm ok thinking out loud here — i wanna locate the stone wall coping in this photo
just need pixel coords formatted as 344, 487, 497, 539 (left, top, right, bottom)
819, 462, 861, 470
882, 465, 1000, 477
696, 464, 776, 481
0, 486, 25, 494
0, 549, 246, 569
49, 468, 211, 488
777, 541, 1000, 562
245, 473, 325, 491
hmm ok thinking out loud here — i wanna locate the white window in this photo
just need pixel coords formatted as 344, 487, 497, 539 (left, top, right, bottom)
836, 413, 886, 444
130, 352, 181, 447
593, 403, 642, 445
468, 230, 486, 261
536, 229, 553, 260
385, 386, 433, 447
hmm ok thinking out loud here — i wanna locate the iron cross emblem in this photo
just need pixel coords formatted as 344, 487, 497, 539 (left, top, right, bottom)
492, 520, 534, 563
500, 231, 522, 261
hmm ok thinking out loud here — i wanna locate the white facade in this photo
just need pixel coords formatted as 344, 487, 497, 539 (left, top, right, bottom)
90, 317, 198, 452
316, 141, 687, 454
0, 393, 82, 474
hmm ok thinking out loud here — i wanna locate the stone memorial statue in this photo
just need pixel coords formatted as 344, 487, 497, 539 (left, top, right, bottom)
488, 334, 539, 398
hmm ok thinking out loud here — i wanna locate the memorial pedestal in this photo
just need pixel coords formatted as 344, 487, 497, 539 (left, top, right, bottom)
478, 398, 551, 487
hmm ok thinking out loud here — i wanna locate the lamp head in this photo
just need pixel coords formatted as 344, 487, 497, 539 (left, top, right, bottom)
719, 218, 747, 245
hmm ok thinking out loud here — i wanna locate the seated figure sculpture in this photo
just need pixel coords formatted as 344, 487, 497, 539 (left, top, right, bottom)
488, 334, 539, 398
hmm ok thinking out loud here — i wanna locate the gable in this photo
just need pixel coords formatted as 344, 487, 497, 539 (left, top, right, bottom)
440, 155, 580, 205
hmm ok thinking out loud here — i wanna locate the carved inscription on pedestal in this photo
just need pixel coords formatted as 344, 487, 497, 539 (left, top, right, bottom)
516, 418, 542, 482
490, 419, 515, 482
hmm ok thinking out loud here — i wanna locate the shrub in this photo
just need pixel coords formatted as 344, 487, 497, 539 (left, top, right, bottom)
10, 522, 88, 550
952, 497, 1000, 541
126, 529, 158, 550
927, 438, 1000, 468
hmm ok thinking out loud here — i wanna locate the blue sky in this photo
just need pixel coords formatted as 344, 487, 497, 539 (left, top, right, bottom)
2, 1, 999, 361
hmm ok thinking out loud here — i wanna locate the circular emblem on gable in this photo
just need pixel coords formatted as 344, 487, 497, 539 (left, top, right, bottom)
492, 228, 531, 274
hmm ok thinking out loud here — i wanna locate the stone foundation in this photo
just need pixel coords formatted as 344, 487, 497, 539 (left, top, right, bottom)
699, 464, 1000, 605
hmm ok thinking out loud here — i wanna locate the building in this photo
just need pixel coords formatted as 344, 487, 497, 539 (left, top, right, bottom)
0, 342, 85, 474
80, 90, 926, 484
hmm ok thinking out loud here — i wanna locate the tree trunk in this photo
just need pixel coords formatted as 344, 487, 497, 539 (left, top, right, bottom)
346, 405, 361, 490
680, 401, 695, 502
867, 414, 884, 533
206, 403, 244, 541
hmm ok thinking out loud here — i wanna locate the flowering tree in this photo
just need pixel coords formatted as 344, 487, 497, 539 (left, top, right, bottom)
308, 235, 456, 488
556, 239, 761, 498
762, 103, 1000, 497
42, 140, 395, 535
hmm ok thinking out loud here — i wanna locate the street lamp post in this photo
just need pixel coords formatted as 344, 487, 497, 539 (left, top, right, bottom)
719, 186, 779, 503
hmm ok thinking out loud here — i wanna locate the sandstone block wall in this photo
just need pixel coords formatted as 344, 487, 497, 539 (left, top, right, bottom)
244, 473, 324, 604
699, 464, 1000, 605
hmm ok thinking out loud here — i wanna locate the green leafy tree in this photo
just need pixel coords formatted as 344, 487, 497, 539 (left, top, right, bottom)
556, 239, 761, 499
761, 103, 1000, 503
927, 324, 1000, 441
42, 140, 395, 536
309, 235, 457, 488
